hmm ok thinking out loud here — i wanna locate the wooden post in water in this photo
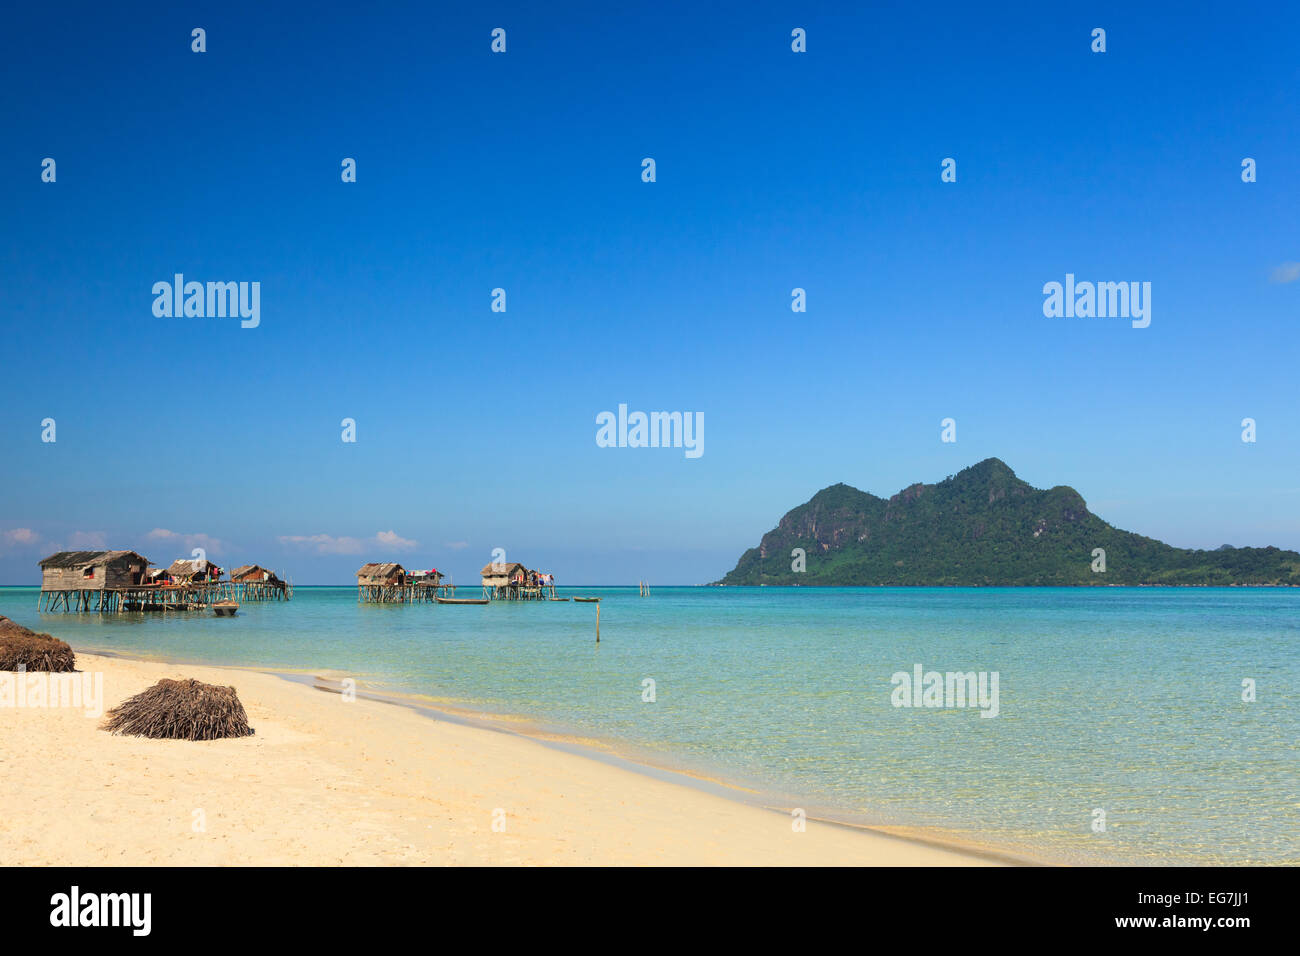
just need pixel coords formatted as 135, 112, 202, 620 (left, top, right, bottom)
574, 596, 601, 640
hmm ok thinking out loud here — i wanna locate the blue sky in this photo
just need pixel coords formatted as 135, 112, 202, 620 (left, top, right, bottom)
2, 1, 1298, 584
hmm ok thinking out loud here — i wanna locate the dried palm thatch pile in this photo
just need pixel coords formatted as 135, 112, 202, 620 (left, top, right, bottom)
102, 678, 255, 741
0, 615, 76, 671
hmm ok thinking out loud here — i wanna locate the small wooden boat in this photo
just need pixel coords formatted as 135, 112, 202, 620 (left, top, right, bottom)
573, 597, 600, 603
212, 601, 239, 617
548, 597, 570, 602
436, 597, 489, 605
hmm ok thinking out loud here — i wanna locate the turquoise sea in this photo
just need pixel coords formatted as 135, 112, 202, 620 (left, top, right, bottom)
2, 585, 1295, 865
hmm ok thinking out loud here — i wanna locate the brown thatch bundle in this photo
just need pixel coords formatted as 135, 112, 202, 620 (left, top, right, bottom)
102, 678, 255, 741
0, 615, 76, 672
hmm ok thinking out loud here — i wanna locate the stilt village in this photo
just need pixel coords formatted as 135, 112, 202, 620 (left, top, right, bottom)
34, 551, 566, 613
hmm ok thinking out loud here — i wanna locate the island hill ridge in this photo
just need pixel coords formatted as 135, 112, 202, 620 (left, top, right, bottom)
716, 458, 1300, 586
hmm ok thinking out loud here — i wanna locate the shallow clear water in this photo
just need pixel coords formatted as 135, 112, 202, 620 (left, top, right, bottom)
3, 585, 1296, 865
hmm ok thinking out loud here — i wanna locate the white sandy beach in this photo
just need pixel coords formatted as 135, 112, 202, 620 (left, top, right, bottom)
1, 652, 1001, 866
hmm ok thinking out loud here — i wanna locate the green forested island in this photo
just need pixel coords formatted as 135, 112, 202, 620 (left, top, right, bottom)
716, 458, 1300, 586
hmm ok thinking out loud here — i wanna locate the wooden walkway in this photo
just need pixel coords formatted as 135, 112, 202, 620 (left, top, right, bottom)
482, 584, 557, 601
357, 582, 457, 604
40, 579, 294, 612
221, 580, 292, 601
40, 584, 221, 612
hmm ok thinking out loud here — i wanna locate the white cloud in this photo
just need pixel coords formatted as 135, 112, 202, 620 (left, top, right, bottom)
1270, 262, 1300, 283
67, 531, 107, 550
376, 530, 418, 551
3, 528, 38, 545
444, 540, 470, 550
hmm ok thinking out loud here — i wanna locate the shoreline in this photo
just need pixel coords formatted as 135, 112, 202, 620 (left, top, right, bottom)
285, 670, 1042, 867
3, 644, 1021, 866
82, 644, 1047, 866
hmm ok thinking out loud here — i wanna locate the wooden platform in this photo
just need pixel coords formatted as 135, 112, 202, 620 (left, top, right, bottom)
221, 580, 292, 602
358, 583, 456, 604
40, 584, 222, 613
481, 584, 557, 602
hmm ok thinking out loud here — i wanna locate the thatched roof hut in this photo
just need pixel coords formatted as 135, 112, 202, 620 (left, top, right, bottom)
166, 558, 222, 584
231, 564, 283, 585
357, 562, 405, 587
38, 551, 150, 591
102, 678, 254, 740
0, 615, 76, 671
481, 561, 526, 587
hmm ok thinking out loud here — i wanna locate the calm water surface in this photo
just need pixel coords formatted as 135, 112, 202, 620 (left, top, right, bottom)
3, 585, 1295, 865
